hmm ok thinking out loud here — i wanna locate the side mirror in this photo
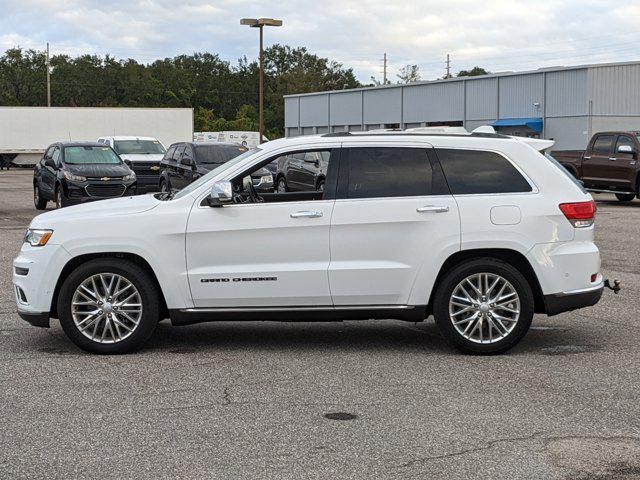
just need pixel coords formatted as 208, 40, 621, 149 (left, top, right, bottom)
182, 156, 193, 166
44, 158, 56, 168
206, 181, 233, 207
618, 145, 633, 153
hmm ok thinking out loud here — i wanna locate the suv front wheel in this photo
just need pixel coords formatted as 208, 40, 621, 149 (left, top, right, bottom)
57, 258, 160, 354
432, 258, 534, 354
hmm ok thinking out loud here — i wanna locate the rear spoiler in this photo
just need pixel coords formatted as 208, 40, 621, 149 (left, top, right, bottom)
516, 137, 555, 152
471, 126, 555, 152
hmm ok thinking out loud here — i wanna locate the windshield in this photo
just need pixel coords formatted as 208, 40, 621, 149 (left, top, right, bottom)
172, 147, 261, 200
114, 140, 166, 155
64, 146, 122, 165
544, 153, 587, 193
195, 144, 247, 164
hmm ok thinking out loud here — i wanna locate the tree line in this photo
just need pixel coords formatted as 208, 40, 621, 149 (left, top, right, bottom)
0, 45, 488, 138
0, 45, 359, 139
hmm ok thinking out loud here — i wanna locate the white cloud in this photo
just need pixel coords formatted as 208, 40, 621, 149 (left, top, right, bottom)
0, 0, 639, 82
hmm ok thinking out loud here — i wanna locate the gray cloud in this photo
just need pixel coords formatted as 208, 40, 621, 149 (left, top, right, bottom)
1, 0, 639, 82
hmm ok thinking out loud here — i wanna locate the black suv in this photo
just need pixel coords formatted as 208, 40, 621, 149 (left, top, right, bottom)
33, 142, 136, 209
159, 142, 274, 193
275, 151, 329, 192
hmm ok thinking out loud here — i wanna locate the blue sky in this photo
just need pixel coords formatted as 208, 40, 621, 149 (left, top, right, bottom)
1, 0, 640, 83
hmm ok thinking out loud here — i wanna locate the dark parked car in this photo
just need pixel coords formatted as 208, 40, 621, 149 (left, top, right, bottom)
159, 142, 274, 193
33, 142, 136, 209
552, 131, 640, 202
275, 151, 329, 192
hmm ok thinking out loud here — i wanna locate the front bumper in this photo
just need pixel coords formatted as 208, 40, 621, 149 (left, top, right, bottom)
65, 180, 136, 203
17, 311, 50, 328
13, 243, 72, 326
134, 174, 161, 193
543, 282, 604, 316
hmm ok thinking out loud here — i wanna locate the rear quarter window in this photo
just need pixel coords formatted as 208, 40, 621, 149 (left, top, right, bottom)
436, 149, 532, 195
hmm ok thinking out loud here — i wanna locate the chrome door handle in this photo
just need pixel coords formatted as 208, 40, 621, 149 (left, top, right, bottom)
609, 157, 617, 161
583, 156, 591, 160
290, 210, 323, 218
417, 205, 449, 213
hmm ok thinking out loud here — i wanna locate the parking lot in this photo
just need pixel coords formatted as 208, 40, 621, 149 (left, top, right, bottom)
1, 168, 640, 479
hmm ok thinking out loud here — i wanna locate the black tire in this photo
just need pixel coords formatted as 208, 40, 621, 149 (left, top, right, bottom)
615, 193, 635, 202
57, 258, 160, 354
277, 176, 288, 193
34, 184, 47, 210
432, 257, 534, 355
54, 185, 64, 208
159, 178, 170, 194
317, 178, 325, 192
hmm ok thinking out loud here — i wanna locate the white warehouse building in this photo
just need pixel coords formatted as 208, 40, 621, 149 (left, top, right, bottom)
283, 61, 640, 150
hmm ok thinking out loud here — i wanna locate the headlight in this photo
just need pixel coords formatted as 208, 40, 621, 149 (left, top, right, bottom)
259, 175, 273, 185
24, 229, 53, 247
63, 171, 86, 182
122, 172, 136, 181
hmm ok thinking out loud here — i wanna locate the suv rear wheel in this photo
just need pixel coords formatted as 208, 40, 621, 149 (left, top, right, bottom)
432, 258, 534, 354
57, 258, 160, 354
615, 193, 635, 202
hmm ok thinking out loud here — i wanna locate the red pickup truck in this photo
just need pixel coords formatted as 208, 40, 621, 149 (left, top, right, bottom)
552, 131, 640, 202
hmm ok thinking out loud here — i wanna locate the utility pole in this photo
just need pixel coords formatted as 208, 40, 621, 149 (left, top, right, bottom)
46, 42, 51, 107
445, 53, 451, 79
383, 53, 388, 84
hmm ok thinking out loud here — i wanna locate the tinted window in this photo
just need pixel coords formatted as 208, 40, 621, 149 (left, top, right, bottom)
592, 135, 614, 155
346, 148, 434, 198
194, 144, 247, 164
51, 147, 61, 166
114, 139, 166, 155
172, 145, 185, 161
437, 149, 532, 194
164, 146, 176, 161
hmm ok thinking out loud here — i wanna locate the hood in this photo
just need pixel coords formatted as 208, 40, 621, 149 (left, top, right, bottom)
30, 194, 160, 229
119, 154, 164, 162
65, 162, 132, 178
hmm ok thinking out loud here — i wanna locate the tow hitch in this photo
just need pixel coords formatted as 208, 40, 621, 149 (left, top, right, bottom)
604, 278, 621, 294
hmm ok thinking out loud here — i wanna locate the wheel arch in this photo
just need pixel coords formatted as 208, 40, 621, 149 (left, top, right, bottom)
50, 252, 169, 320
428, 248, 546, 314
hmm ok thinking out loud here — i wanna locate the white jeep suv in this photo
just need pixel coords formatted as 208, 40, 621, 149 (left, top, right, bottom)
13, 131, 603, 354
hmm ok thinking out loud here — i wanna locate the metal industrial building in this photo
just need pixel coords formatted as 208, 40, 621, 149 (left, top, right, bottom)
284, 61, 640, 150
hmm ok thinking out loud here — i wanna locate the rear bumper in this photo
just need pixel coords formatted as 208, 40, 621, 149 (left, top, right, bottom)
543, 282, 604, 316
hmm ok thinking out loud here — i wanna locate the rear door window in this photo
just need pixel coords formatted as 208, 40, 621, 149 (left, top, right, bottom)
592, 135, 614, 155
344, 147, 445, 199
436, 149, 532, 195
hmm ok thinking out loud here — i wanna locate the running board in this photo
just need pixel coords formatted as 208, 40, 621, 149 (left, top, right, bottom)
169, 305, 427, 325
588, 188, 635, 195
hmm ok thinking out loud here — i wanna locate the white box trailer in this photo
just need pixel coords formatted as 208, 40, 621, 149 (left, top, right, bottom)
0, 107, 193, 166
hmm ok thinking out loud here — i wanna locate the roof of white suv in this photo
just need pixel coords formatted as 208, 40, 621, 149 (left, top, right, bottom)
99, 136, 160, 141
262, 131, 554, 153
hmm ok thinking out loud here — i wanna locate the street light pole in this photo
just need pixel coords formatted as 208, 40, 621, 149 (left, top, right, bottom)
46, 42, 51, 107
259, 25, 264, 144
240, 18, 283, 143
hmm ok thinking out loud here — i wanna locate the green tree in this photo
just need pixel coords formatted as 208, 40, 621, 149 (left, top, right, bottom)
457, 66, 489, 77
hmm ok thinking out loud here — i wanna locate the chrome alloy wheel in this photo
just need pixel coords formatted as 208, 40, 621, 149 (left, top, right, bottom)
71, 273, 143, 343
448, 272, 520, 344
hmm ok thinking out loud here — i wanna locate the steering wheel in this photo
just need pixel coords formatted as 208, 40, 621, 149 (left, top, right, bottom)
232, 176, 263, 204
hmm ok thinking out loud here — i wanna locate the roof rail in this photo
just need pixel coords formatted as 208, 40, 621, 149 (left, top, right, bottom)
320, 131, 510, 139
321, 132, 352, 137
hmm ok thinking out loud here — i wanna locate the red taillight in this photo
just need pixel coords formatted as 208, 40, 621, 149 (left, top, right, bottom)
559, 200, 596, 227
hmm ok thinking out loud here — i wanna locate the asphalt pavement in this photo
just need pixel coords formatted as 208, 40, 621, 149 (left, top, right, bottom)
1, 168, 639, 479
